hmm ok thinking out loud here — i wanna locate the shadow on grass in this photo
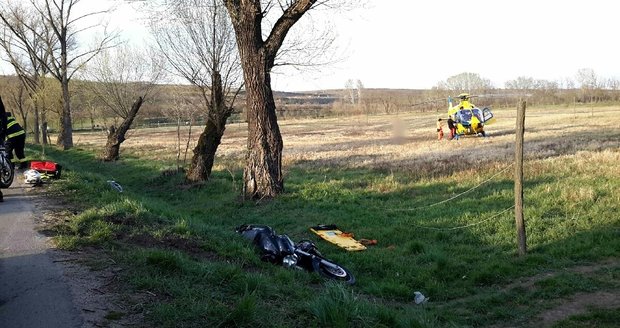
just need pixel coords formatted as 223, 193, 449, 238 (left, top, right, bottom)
25, 138, 620, 328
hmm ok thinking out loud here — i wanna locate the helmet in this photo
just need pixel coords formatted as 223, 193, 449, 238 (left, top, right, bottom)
24, 169, 41, 184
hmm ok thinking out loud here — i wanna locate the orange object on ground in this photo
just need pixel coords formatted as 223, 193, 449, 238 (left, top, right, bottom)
359, 239, 377, 246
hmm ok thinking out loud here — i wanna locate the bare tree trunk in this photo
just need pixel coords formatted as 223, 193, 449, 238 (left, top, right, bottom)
41, 105, 49, 146
240, 55, 283, 198
186, 118, 224, 182
33, 101, 40, 144
101, 97, 143, 161
42, 121, 49, 145
57, 75, 73, 149
224, 0, 317, 199
184, 116, 194, 165
186, 72, 233, 182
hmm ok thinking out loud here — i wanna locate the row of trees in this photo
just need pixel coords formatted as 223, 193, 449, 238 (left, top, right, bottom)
436, 71, 620, 102
331, 70, 620, 117
0, 0, 118, 150
1, 0, 347, 200
3, 1, 613, 200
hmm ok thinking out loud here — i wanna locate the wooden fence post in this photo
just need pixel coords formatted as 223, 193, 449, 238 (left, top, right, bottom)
515, 100, 527, 256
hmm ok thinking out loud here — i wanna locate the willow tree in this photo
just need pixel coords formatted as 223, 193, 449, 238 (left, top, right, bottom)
150, 0, 242, 182
0, 0, 117, 150
223, 0, 324, 199
0, 2, 54, 144
85, 45, 165, 161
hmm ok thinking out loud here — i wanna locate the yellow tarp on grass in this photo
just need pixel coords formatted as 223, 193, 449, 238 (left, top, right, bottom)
310, 225, 366, 252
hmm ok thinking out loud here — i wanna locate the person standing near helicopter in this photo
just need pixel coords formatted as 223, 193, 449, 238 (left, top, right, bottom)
436, 118, 444, 140
447, 115, 458, 140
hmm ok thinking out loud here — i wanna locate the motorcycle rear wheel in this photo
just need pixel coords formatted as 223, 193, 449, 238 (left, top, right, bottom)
312, 258, 355, 285
0, 157, 14, 188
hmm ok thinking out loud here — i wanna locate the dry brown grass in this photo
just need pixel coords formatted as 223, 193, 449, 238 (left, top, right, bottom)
45, 103, 620, 328
71, 105, 620, 176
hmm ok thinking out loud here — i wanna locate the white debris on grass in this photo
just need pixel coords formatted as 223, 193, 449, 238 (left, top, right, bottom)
413, 291, 429, 304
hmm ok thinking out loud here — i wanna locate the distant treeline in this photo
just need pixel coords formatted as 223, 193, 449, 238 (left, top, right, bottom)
271, 87, 620, 119
2, 75, 618, 133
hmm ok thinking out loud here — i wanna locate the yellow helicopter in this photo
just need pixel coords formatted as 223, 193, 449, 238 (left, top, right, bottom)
447, 93, 495, 137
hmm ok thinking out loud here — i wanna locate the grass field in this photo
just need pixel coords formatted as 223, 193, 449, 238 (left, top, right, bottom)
30, 103, 619, 327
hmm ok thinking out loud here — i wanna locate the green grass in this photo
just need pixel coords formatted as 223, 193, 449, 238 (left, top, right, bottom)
28, 143, 620, 327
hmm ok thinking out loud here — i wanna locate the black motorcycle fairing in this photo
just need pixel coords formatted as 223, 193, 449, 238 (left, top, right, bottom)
295, 240, 320, 254
236, 224, 296, 263
236, 224, 274, 242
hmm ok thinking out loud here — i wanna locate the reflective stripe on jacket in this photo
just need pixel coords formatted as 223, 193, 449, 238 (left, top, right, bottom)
6, 115, 25, 139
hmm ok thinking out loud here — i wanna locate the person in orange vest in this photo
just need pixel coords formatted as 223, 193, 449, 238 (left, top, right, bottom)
436, 118, 444, 140
4, 108, 27, 170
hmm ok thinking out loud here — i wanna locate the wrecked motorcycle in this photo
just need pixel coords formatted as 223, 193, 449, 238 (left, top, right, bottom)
236, 224, 355, 284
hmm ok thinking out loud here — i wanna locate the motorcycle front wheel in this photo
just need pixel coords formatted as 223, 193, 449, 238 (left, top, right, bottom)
312, 258, 356, 285
0, 157, 14, 188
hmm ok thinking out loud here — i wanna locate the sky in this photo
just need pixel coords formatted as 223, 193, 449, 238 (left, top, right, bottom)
273, 0, 620, 91
3, 0, 619, 92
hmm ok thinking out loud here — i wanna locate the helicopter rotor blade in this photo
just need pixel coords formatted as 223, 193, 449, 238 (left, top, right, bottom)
409, 98, 448, 107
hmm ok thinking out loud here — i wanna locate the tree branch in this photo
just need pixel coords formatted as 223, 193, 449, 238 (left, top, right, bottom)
263, 0, 317, 62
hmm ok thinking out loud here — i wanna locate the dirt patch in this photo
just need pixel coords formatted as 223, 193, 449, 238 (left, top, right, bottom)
444, 259, 619, 328
48, 248, 150, 328
512, 259, 620, 327
535, 290, 620, 327
502, 259, 619, 292
30, 187, 150, 328
120, 232, 222, 263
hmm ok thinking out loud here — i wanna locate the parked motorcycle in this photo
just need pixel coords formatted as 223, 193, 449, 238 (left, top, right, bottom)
236, 224, 355, 284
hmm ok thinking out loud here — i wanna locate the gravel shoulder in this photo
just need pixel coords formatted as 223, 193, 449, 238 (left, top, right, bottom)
0, 178, 143, 328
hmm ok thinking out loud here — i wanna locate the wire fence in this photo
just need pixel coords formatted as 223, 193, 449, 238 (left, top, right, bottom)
387, 163, 516, 231
407, 205, 515, 231
391, 163, 514, 212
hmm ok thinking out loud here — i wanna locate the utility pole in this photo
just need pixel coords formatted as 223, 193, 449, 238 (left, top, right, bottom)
515, 100, 527, 256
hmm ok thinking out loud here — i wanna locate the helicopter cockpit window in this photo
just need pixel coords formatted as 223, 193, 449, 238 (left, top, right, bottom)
458, 110, 472, 125
472, 108, 483, 122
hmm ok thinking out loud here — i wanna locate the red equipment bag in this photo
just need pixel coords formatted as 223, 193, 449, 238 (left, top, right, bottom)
29, 161, 62, 179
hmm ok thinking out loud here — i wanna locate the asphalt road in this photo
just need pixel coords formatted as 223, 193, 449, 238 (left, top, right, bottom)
0, 179, 83, 328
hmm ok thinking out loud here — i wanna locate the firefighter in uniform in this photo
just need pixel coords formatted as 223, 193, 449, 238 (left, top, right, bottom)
5, 110, 27, 170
